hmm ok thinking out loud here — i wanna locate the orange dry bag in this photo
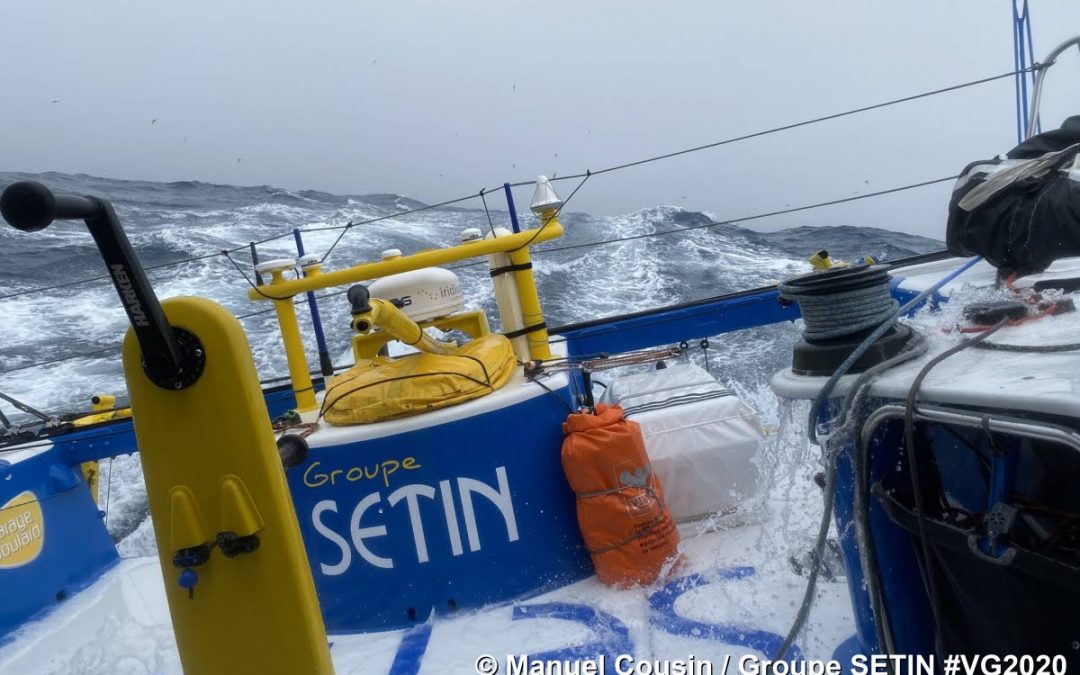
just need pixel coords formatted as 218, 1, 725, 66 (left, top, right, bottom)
561, 404, 681, 587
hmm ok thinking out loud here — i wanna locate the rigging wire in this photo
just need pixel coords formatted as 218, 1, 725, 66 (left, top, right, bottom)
0, 249, 231, 302
504, 67, 1035, 187
318, 222, 355, 265
507, 171, 592, 255
0, 66, 1035, 304
0, 173, 962, 377
479, 189, 498, 238
0, 65, 1040, 376
539, 175, 958, 255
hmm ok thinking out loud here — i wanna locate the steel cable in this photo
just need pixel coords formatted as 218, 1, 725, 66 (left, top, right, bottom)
0, 67, 1034, 303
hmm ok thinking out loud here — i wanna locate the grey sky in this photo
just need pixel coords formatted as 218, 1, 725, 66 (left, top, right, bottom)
3, 1, 1079, 238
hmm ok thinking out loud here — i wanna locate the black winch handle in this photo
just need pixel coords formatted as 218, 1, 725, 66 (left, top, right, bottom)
0, 181, 203, 390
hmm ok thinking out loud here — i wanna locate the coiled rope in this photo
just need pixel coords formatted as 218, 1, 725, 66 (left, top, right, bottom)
770, 256, 984, 662
804, 256, 984, 446
778, 265, 898, 342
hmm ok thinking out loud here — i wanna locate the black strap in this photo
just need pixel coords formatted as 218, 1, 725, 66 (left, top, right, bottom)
504, 322, 546, 339
489, 262, 533, 278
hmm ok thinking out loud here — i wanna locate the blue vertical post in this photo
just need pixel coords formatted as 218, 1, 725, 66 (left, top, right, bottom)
1012, 0, 1038, 142
1018, 12, 1030, 139
503, 182, 521, 233
982, 438, 1020, 557
1023, 1, 1040, 135
293, 228, 335, 377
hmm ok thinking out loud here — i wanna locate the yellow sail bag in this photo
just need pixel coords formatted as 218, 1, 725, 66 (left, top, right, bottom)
321, 333, 517, 425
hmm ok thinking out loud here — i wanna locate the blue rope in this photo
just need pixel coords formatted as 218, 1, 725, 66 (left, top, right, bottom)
807, 256, 983, 444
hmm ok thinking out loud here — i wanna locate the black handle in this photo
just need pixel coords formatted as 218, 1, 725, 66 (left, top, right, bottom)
347, 284, 372, 315
0, 180, 100, 230
0, 181, 204, 390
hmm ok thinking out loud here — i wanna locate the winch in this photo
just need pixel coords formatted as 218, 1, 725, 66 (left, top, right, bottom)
779, 264, 915, 376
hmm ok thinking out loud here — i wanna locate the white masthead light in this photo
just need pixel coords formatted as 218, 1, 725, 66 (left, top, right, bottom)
530, 175, 563, 215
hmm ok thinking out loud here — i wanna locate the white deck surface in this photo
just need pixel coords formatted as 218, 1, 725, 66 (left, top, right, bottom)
0, 518, 856, 674
20, 256, 1062, 674
774, 256, 1080, 416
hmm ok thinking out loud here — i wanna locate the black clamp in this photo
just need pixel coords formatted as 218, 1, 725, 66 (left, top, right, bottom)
985, 502, 1018, 546
172, 543, 213, 569
173, 542, 214, 600
504, 321, 547, 340
216, 531, 261, 558
489, 262, 533, 278
171, 528, 261, 600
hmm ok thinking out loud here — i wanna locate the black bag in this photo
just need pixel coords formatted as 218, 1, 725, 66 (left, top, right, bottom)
878, 487, 1080, 661
875, 422, 1080, 661
947, 116, 1080, 276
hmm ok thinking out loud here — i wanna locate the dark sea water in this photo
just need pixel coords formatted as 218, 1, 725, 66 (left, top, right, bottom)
0, 170, 944, 550
0, 170, 942, 417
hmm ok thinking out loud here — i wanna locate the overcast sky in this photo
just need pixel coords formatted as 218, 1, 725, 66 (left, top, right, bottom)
3, 1, 1079, 237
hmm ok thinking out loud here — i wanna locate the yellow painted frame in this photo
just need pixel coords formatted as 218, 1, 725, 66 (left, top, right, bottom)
123, 297, 333, 675
249, 214, 563, 411
351, 309, 490, 361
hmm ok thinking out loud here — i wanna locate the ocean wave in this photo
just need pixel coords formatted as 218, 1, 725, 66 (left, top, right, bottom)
0, 170, 944, 551
0, 170, 941, 418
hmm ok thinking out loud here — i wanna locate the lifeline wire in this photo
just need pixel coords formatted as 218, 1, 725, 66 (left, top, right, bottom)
480, 189, 497, 237
311, 65, 1031, 259
0, 174, 963, 378
443, 176, 958, 273
538, 176, 958, 257
0, 249, 230, 303
0, 64, 1018, 378
508, 171, 592, 255
0, 66, 1033, 304
0, 188, 962, 379
504, 68, 1035, 187
221, 249, 279, 301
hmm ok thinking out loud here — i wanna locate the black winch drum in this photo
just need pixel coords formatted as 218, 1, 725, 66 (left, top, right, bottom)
780, 265, 914, 377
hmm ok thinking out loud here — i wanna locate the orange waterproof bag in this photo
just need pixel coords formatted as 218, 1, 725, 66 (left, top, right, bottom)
561, 404, 681, 587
